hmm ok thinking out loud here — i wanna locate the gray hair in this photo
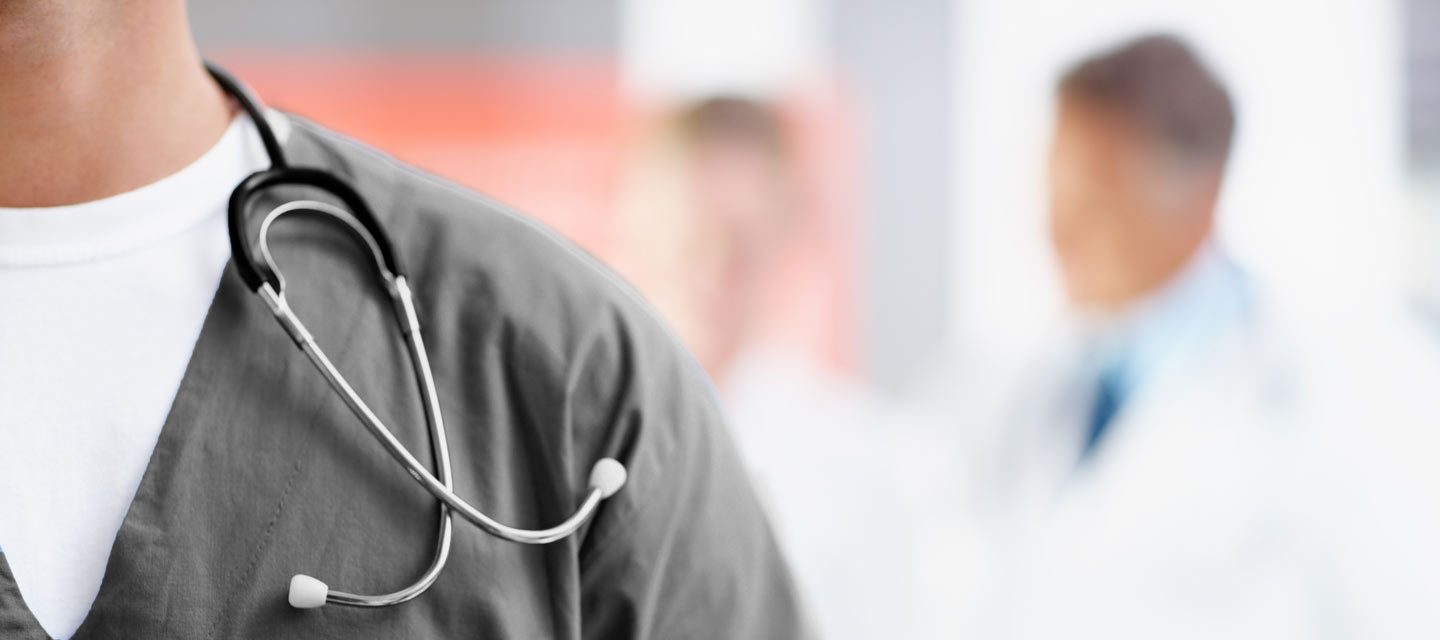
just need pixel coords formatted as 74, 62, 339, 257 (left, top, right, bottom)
1059, 33, 1236, 173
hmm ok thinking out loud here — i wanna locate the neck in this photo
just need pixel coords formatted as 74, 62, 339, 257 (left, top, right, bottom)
0, 1, 234, 207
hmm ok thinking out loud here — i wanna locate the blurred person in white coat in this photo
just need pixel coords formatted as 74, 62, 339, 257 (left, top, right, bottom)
612, 98, 930, 638
950, 34, 1440, 639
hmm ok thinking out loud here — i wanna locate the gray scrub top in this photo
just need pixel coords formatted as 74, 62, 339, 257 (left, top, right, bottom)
0, 116, 810, 639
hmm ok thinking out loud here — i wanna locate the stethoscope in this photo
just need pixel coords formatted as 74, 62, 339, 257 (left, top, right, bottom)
205, 63, 629, 611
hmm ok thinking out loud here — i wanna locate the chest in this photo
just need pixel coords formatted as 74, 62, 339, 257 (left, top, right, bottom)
0, 216, 233, 636
985, 345, 1318, 636
0, 221, 585, 639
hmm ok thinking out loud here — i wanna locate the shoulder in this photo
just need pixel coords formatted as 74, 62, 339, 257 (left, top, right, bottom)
279, 119, 809, 635
280, 115, 725, 481
282, 115, 687, 374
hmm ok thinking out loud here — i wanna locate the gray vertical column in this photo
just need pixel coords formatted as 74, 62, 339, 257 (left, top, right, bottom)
833, 0, 953, 393
1407, 0, 1440, 172
1405, 0, 1440, 323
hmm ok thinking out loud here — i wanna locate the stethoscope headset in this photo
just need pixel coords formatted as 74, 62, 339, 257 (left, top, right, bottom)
206, 63, 629, 610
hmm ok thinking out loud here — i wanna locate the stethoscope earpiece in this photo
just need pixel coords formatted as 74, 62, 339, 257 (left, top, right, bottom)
288, 575, 329, 610
590, 458, 629, 499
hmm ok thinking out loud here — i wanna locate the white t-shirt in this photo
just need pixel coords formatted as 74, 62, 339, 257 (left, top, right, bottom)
0, 113, 277, 638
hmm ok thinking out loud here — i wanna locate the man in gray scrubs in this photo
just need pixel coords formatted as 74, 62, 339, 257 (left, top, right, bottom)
0, 2, 808, 638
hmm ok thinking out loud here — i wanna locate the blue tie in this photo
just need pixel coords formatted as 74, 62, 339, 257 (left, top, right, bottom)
1080, 364, 1125, 461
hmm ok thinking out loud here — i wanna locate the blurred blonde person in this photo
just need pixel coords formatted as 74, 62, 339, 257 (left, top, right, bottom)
611, 99, 930, 638
611, 98, 798, 380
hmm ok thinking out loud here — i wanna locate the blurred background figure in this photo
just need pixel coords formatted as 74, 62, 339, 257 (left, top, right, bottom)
611, 96, 931, 639
936, 33, 1440, 639
611, 97, 800, 383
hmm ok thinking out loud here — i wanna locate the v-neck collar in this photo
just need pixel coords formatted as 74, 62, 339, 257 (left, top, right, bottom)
0, 123, 381, 639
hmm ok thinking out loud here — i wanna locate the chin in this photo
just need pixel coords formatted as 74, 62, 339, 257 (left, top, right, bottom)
1059, 275, 1098, 308
1065, 286, 1127, 314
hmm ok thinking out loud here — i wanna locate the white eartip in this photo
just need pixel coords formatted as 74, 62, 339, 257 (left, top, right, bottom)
589, 458, 628, 498
288, 574, 329, 609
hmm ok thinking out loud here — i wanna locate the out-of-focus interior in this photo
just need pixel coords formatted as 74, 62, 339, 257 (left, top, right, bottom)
194, 1, 1440, 637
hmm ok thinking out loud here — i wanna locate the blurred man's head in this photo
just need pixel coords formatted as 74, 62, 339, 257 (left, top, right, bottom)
1048, 34, 1235, 313
613, 97, 798, 381
683, 97, 796, 268
678, 97, 798, 377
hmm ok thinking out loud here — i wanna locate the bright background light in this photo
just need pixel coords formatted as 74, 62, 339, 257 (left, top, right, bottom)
620, 0, 832, 101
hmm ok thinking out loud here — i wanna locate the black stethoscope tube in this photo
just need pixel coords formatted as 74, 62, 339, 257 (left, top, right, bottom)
208, 62, 405, 295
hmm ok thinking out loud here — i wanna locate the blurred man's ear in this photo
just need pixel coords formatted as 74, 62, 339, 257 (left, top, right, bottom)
1145, 149, 1225, 223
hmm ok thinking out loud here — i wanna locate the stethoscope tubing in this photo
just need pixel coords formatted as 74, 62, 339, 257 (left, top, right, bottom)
209, 57, 629, 610
260, 278, 614, 545
257, 200, 455, 608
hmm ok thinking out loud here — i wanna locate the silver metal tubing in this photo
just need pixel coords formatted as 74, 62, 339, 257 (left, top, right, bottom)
324, 281, 456, 607
261, 283, 612, 545
251, 200, 621, 555
257, 200, 396, 298
258, 202, 453, 607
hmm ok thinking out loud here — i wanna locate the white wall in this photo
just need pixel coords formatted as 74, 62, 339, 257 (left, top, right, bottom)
949, 0, 1405, 355
620, 0, 831, 101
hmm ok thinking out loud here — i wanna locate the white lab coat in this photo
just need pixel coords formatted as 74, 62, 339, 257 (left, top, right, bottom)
938, 274, 1440, 639
722, 349, 940, 640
